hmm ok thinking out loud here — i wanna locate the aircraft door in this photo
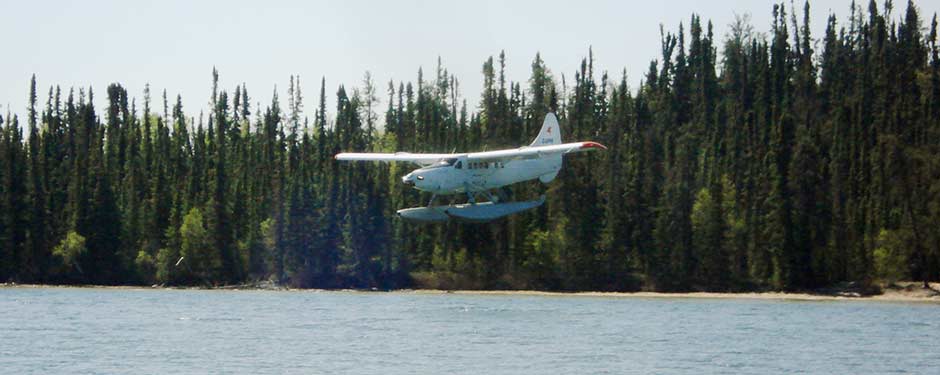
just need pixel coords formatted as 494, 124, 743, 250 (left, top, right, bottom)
469, 160, 488, 189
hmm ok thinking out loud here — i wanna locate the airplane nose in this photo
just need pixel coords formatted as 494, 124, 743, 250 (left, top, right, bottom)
402, 175, 415, 186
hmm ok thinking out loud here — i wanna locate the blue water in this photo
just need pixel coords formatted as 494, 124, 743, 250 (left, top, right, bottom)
1, 287, 938, 374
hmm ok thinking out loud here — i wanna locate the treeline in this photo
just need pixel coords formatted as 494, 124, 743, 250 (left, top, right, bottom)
2, 0, 939, 291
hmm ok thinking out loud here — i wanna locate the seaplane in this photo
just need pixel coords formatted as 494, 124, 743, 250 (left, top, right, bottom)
335, 113, 606, 222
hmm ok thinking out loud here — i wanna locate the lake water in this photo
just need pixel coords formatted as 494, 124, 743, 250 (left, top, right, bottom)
1, 287, 938, 374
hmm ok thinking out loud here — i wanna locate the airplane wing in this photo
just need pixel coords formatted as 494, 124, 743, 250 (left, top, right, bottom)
466, 141, 606, 162
335, 141, 604, 164
334, 152, 456, 166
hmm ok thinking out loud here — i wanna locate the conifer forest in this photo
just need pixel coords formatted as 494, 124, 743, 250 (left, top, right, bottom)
2, 1, 939, 292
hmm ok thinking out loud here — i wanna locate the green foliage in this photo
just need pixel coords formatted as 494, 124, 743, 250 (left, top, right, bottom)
721, 175, 748, 287
692, 186, 729, 290
260, 218, 277, 279
873, 229, 910, 283
3, 0, 940, 291
51, 231, 86, 278
154, 247, 179, 285
135, 250, 156, 285
521, 227, 562, 289
179, 207, 219, 284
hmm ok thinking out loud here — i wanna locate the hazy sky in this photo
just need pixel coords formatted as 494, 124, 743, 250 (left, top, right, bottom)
2, 0, 938, 125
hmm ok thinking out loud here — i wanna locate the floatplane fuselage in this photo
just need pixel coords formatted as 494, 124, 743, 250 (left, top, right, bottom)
335, 113, 605, 222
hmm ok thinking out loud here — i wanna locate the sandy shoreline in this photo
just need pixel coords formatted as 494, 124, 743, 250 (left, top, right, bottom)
412, 288, 940, 303
3, 282, 939, 303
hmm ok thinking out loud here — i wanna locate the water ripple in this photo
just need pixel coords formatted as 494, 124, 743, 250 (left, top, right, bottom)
1, 287, 938, 374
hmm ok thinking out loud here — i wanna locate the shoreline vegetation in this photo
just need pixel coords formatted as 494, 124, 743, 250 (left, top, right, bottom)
2, 0, 939, 292
3, 282, 938, 303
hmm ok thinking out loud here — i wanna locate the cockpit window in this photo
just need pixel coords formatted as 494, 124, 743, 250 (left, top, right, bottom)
425, 158, 458, 169
455, 161, 462, 169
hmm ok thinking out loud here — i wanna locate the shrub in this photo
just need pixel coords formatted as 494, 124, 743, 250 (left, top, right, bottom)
52, 231, 87, 278
873, 229, 909, 283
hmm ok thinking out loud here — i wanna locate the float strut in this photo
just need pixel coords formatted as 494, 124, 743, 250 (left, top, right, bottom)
482, 190, 497, 203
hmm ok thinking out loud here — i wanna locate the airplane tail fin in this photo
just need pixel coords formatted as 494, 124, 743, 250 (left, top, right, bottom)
530, 113, 562, 147
530, 113, 563, 183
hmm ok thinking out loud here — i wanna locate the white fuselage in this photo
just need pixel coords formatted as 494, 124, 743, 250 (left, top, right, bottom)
402, 154, 562, 194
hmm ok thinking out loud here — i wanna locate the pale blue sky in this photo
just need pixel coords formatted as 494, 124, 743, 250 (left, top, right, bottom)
2, 0, 938, 124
